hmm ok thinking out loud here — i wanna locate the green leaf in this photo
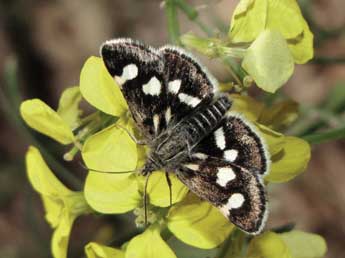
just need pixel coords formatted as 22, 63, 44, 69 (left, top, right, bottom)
167, 194, 234, 249
80, 56, 128, 116
82, 122, 138, 180
85, 242, 125, 258
247, 231, 293, 258
242, 30, 294, 93
279, 231, 327, 258
84, 174, 141, 214
20, 99, 75, 144
57, 86, 82, 129
146, 172, 189, 207
266, 136, 311, 183
229, 0, 267, 43
125, 225, 176, 258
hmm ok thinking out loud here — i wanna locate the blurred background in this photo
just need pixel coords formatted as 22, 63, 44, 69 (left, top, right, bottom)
0, 0, 344, 257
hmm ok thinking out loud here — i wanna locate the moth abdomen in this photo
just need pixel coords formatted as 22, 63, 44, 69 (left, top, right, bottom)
183, 96, 232, 146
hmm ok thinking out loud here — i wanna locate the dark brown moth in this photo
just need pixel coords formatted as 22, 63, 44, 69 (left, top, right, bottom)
101, 38, 270, 234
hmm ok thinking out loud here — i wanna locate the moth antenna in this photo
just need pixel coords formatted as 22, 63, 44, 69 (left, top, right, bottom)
143, 173, 152, 226
165, 172, 173, 207
79, 161, 140, 174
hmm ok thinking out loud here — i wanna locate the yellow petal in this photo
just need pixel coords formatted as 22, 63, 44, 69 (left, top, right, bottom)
84, 174, 141, 213
125, 225, 176, 258
256, 123, 285, 156
266, 0, 304, 39
26, 146, 71, 196
82, 123, 138, 180
85, 242, 125, 258
41, 196, 64, 228
279, 230, 327, 258
51, 211, 76, 258
242, 30, 295, 93
51, 193, 91, 258
247, 231, 293, 258
20, 99, 75, 144
229, 0, 267, 43
80, 56, 128, 116
288, 19, 314, 64
167, 194, 234, 249
57, 86, 82, 129
230, 94, 265, 121
266, 136, 310, 183
136, 145, 148, 170
145, 172, 189, 207
259, 100, 299, 131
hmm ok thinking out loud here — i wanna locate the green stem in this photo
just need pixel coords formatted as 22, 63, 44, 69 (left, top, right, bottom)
312, 56, 345, 65
165, 0, 181, 45
223, 58, 244, 87
302, 126, 345, 144
175, 0, 213, 36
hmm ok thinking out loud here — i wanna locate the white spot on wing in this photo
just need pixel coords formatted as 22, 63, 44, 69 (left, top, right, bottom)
142, 77, 161, 96
216, 167, 236, 187
192, 153, 208, 160
214, 128, 226, 150
224, 149, 238, 162
228, 193, 245, 209
220, 193, 245, 215
165, 107, 172, 124
153, 114, 160, 133
178, 93, 201, 107
115, 63, 138, 85
184, 164, 199, 171
168, 80, 181, 94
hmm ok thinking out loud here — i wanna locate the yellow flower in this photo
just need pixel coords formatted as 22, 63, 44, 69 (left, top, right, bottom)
26, 146, 92, 258
229, 0, 313, 64
20, 99, 76, 145
247, 230, 327, 258
231, 94, 311, 183
85, 242, 125, 258
78, 57, 234, 253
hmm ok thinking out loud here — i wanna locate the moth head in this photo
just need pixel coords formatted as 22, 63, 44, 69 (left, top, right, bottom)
141, 156, 162, 176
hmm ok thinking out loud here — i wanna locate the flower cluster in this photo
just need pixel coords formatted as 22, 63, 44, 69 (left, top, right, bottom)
20, 0, 327, 258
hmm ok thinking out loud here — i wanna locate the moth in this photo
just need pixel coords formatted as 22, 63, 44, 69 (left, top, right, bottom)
101, 38, 270, 234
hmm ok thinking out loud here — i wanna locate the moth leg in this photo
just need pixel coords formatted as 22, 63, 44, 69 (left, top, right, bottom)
187, 142, 193, 159
143, 173, 152, 226
165, 172, 173, 207
115, 124, 147, 145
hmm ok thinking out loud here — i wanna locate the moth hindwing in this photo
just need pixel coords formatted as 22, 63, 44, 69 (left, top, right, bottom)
101, 38, 270, 234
